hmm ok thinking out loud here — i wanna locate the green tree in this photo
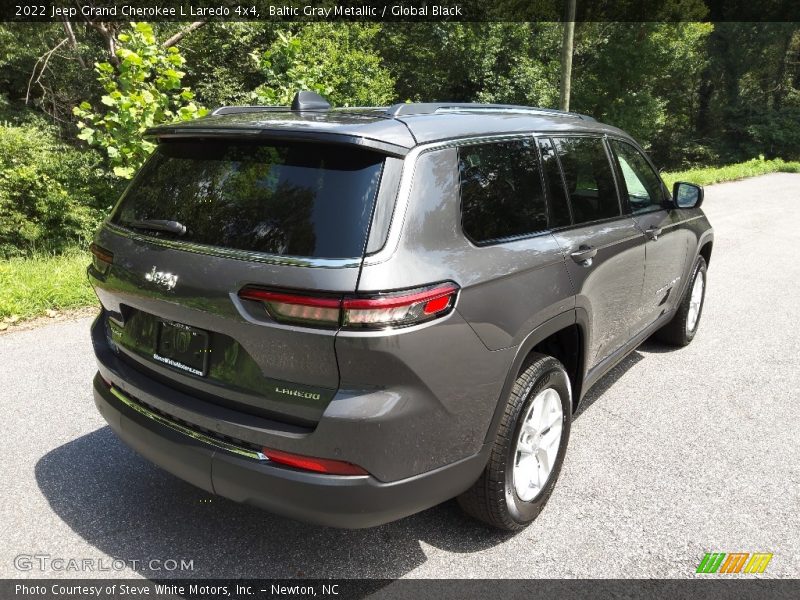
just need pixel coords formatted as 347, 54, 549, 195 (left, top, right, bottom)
73, 22, 206, 178
0, 123, 118, 257
571, 23, 711, 166
377, 23, 560, 106
699, 23, 800, 162
251, 24, 395, 107
180, 22, 278, 107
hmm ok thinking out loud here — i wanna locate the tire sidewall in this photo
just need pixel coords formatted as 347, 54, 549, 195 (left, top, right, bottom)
502, 361, 572, 525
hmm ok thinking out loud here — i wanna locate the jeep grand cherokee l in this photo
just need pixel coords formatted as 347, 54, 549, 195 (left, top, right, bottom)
89, 91, 713, 530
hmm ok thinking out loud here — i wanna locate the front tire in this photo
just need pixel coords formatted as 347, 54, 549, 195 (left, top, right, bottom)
458, 353, 572, 531
655, 255, 707, 346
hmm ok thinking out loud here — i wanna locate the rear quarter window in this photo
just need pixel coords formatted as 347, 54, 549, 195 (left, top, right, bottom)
112, 141, 386, 259
458, 140, 548, 244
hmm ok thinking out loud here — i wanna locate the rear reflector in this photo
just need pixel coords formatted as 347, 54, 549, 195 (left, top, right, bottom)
239, 289, 340, 327
239, 282, 459, 330
262, 447, 368, 476
89, 243, 113, 271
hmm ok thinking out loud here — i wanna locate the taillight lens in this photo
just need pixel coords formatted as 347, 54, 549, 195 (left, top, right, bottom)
89, 243, 113, 273
238, 289, 341, 327
238, 282, 459, 330
262, 447, 368, 476
342, 283, 459, 328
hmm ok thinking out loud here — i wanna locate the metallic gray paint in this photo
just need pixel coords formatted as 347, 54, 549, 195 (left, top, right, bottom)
551, 218, 645, 365
89, 106, 713, 525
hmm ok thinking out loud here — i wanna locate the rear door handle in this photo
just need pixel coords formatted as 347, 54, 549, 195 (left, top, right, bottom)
646, 226, 663, 240
570, 245, 597, 266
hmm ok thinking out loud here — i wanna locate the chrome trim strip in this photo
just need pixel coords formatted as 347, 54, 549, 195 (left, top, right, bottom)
104, 222, 362, 269
109, 386, 268, 461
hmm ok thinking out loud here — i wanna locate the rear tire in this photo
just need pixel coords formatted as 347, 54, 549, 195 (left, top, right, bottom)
458, 353, 572, 531
655, 256, 707, 347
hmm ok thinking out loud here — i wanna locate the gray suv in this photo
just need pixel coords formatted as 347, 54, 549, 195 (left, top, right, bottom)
89, 92, 713, 530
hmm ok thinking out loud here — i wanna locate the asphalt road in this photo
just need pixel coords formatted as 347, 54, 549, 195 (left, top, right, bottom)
1, 174, 799, 580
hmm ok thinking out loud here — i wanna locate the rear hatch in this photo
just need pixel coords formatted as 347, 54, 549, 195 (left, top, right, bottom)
89, 137, 399, 426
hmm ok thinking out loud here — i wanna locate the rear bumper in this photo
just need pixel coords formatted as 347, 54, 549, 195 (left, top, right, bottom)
93, 373, 487, 528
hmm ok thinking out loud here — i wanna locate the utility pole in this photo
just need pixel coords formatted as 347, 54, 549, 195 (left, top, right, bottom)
559, 0, 576, 111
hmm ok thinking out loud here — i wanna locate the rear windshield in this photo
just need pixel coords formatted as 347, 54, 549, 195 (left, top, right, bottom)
112, 140, 386, 259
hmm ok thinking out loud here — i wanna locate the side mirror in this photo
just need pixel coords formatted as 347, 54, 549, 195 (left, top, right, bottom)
672, 181, 704, 209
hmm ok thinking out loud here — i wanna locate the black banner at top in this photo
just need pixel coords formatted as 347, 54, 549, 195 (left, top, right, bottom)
3, 0, 800, 22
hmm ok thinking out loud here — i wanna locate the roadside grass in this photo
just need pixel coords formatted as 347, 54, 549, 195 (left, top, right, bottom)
661, 157, 800, 189
1, 158, 800, 326
0, 249, 96, 322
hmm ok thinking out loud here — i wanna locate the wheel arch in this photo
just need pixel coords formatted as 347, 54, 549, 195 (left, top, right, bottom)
482, 310, 587, 446
699, 239, 713, 266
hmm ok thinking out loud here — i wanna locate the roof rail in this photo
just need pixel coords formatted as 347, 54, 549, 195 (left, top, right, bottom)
210, 105, 288, 116
385, 103, 595, 121
212, 91, 332, 116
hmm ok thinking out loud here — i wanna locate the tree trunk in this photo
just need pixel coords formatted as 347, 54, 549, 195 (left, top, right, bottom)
61, 20, 86, 68
559, 0, 576, 112
163, 21, 207, 49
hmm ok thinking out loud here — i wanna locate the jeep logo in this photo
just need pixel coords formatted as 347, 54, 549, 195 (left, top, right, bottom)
145, 266, 178, 290
275, 387, 321, 400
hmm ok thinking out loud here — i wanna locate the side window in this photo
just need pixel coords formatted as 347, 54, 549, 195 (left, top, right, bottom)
552, 137, 621, 224
458, 140, 548, 244
609, 140, 665, 214
538, 138, 572, 228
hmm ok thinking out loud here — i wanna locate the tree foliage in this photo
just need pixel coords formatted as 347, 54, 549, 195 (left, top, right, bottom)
73, 22, 206, 178
0, 19, 799, 258
0, 123, 119, 258
377, 23, 560, 106
251, 24, 395, 107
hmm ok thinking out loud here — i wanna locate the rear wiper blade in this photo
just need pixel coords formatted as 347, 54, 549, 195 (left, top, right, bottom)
129, 219, 187, 236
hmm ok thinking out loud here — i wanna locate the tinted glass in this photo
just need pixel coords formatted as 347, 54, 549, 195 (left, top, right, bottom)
538, 138, 572, 227
459, 140, 547, 243
610, 140, 664, 214
553, 137, 621, 224
112, 141, 385, 259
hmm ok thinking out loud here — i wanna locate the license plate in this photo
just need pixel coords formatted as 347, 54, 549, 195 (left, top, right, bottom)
153, 320, 210, 377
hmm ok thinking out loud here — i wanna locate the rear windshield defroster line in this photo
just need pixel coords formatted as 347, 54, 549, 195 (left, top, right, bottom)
112, 140, 386, 260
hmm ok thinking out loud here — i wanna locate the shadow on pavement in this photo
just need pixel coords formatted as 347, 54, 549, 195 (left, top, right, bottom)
573, 337, 682, 419
35, 427, 511, 579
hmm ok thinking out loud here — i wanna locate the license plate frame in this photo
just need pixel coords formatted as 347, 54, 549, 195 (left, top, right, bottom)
153, 320, 210, 377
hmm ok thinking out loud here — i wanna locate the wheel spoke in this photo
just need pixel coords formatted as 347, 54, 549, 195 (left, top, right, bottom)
517, 439, 535, 455
686, 273, 704, 332
512, 386, 566, 502
544, 389, 560, 416
529, 395, 545, 427
543, 410, 562, 432
540, 425, 561, 450
536, 447, 550, 474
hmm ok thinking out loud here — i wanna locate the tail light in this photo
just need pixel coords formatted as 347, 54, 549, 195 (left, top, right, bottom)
262, 447, 368, 476
342, 283, 458, 328
239, 282, 459, 330
238, 289, 341, 327
90, 243, 113, 273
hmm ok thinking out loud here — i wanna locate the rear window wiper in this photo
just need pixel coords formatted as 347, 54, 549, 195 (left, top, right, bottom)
129, 219, 187, 236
